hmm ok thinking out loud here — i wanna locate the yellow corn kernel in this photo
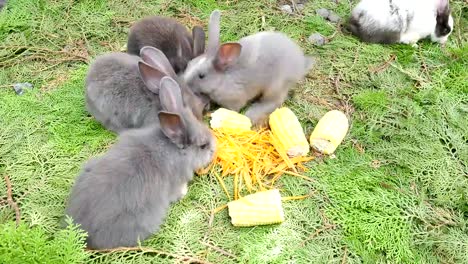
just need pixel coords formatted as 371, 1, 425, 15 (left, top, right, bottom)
210, 108, 252, 133
269, 107, 309, 157
309, 110, 349, 155
227, 189, 285, 227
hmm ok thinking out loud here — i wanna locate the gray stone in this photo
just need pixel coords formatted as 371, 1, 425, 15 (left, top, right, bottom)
280, 5, 293, 14
295, 4, 305, 11
316, 8, 330, 18
308, 33, 326, 46
13, 82, 33, 95
327, 12, 341, 23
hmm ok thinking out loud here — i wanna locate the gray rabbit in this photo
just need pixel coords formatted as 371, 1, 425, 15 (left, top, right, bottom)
127, 16, 205, 74
183, 10, 315, 127
85, 46, 208, 134
65, 76, 216, 249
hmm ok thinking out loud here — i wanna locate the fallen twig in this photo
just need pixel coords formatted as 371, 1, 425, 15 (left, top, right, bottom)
0, 45, 89, 68
4, 174, 21, 226
200, 241, 237, 259
389, 63, 426, 83
88, 246, 212, 264
300, 224, 336, 246
0, 45, 89, 61
202, 208, 216, 242
341, 247, 348, 264
332, 73, 354, 116
369, 54, 396, 73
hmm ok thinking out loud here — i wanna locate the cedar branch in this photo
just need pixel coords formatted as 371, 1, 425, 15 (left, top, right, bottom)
88, 246, 212, 264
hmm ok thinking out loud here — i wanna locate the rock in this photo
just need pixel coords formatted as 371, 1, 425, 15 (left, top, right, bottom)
295, 3, 305, 11
280, 4, 293, 14
327, 12, 341, 23
308, 33, 326, 46
316, 8, 330, 18
13, 82, 33, 95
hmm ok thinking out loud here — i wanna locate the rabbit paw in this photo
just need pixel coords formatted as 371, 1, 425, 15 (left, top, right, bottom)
246, 111, 269, 129
400, 32, 420, 46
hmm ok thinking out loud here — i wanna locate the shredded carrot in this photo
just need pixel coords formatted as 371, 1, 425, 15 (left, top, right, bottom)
204, 128, 315, 200
281, 194, 311, 201
213, 204, 228, 213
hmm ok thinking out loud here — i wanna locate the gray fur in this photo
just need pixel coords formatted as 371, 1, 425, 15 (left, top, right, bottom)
347, 10, 401, 44
206, 10, 221, 56
85, 47, 208, 134
85, 52, 156, 133
127, 16, 206, 74
66, 78, 215, 249
183, 31, 314, 126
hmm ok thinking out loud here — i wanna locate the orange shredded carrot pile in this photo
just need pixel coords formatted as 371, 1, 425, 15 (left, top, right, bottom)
205, 128, 314, 200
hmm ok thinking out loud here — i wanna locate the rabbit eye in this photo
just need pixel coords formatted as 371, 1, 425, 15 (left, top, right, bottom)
200, 142, 209, 150
198, 73, 205, 79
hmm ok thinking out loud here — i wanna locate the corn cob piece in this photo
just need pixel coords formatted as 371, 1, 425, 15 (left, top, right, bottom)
269, 107, 309, 157
227, 189, 285, 227
210, 108, 252, 133
309, 110, 349, 154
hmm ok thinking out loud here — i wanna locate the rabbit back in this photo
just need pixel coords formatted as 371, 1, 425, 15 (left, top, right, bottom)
66, 125, 192, 249
348, 0, 453, 44
185, 31, 313, 114
85, 52, 158, 133
238, 32, 311, 86
127, 16, 194, 74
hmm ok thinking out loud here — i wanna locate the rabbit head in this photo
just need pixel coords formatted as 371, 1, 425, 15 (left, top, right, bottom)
127, 16, 206, 75
139, 46, 209, 120
158, 76, 216, 170
431, 0, 454, 44
182, 10, 238, 100
169, 25, 206, 74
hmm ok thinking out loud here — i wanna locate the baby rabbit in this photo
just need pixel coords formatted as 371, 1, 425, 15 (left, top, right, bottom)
347, 0, 454, 45
65, 76, 216, 249
183, 10, 315, 126
85, 46, 208, 133
127, 16, 206, 74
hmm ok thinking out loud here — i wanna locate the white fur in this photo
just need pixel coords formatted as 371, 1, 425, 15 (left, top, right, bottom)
352, 0, 453, 44
183, 57, 207, 82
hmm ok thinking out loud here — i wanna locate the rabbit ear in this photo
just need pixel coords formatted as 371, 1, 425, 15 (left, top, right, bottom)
138, 61, 167, 94
207, 10, 221, 56
192, 26, 206, 57
158, 111, 187, 148
213, 43, 242, 71
159, 76, 183, 113
436, 0, 449, 13
140, 46, 177, 78
177, 30, 192, 58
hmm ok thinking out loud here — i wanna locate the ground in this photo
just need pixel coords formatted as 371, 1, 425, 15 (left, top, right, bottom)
0, 0, 467, 263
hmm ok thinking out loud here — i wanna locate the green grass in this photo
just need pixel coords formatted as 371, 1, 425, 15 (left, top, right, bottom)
1, 0, 467, 263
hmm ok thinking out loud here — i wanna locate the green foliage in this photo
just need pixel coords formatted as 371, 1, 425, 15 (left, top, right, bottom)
0, 219, 89, 264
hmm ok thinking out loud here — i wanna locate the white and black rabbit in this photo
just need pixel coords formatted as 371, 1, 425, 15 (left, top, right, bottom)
183, 10, 315, 127
347, 0, 454, 45
85, 46, 209, 133
127, 16, 206, 74
65, 76, 216, 249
